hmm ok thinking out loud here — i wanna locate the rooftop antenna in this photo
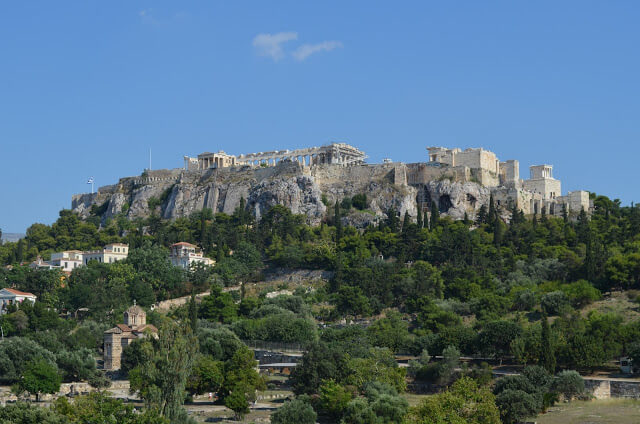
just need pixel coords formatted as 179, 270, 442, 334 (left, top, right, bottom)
149, 148, 152, 171
87, 176, 95, 194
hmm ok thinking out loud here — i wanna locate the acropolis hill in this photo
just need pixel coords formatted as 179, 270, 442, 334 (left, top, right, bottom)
71, 143, 592, 227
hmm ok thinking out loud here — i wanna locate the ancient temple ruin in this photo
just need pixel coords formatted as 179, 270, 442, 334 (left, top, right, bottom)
183, 142, 367, 171
410, 146, 591, 217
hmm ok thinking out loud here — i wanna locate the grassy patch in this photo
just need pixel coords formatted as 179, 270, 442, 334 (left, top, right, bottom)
537, 399, 640, 424
581, 291, 640, 323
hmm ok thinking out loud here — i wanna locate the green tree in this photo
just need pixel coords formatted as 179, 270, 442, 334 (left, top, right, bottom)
553, 370, 584, 401
186, 355, 224, 397
224, 389, 249, 420
319, 379, 352, 420
128, 321, 198, 421
495, 389, 539, 424
335, 201, 343, 241
429, 201, 439, 229
188, 294, 198, 333
290, 341, 349, 395
0, 337, 57, 384
0, 402, 68, 424
14, 359, 61, 401
540, 316, 556, 373
407, 377, 500, 424
270, 399, 317, 424
121, 338, 154, 375
198, 284, 238, 323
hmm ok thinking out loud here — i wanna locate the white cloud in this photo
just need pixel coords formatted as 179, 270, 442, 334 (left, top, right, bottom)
292, 40, 343, 61
252, 32, 298, 61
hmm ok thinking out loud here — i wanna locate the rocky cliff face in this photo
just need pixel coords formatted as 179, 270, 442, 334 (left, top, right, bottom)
71, 161, 492, 227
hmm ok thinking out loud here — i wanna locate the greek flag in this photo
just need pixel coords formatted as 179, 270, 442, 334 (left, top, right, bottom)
87, 177, 94, 184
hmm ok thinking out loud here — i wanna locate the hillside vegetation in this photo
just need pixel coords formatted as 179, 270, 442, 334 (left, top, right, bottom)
0, 193, 639, 422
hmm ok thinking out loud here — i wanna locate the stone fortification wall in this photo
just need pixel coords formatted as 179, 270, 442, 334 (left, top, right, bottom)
406, 163, 470, 185
454, 149, 499, 174
470, 168, 500, 187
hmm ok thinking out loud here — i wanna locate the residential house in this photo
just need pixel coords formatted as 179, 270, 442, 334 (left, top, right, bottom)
169, 242, 215, 269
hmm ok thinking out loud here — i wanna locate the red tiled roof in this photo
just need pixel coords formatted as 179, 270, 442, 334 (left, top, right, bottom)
3, 288, 36, 297
134, 324, 158, 333
171, 242, 197, 247
116, 324, 132, 332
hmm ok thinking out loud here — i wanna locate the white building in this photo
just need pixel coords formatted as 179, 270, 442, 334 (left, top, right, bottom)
50, 250, 84, 272
0, 288, 37, 313
169, 242, 215, 269
83, 243, 129, 265
28, 257, 58, 270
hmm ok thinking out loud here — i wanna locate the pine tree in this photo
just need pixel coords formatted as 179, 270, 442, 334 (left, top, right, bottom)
188, 294, 198, 334
540, 315, 556, 373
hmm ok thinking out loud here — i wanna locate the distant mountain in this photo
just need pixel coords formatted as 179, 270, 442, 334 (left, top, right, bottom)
1, 233, 25, 243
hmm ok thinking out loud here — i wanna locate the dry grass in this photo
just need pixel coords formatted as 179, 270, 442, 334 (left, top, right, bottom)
580, 291, 640, 322
537, 399, 640, 424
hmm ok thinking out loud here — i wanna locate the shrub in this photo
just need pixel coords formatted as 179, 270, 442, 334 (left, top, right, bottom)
352, 194, 368, 210
540, 291, 569, 316
553, 370, 584, 400
270, 399, 316, 424
495, 389, 539, 424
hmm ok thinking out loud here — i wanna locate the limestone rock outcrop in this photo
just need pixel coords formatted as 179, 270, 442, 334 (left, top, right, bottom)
71, 161, 492, 227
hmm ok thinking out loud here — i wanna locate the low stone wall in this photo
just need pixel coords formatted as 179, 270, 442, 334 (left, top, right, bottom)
0, 380, 131, 404
584, 378, 640, 399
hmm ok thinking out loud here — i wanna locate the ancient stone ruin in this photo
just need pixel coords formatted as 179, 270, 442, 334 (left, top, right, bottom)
72, 143, 592, 228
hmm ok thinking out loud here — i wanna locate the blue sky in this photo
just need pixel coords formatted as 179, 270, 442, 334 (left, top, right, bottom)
1, 1, 639, 232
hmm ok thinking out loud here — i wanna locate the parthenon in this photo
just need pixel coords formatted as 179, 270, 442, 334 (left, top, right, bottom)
184, 143, 367, 171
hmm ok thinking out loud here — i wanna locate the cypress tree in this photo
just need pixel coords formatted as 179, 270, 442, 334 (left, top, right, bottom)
335, 201, 343, 241
562, 203, 568, 223
429, 201, 439, 229
488, 194, 496, 223
493, 216, 503, 248
188, 294, 198, 333
387, 207, 399, 233
541, 315, 556, 373
216, 242, 224, 263
576, 207, 590, 245
16, 239, 24, 264
200, 211, 207, 245
476, 205, 488, 225
402, 211, 411, 233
